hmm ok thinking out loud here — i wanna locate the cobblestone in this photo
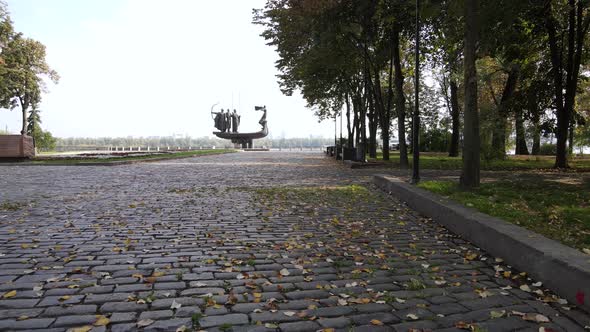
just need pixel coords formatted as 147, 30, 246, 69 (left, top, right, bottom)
0, 151, 588, 330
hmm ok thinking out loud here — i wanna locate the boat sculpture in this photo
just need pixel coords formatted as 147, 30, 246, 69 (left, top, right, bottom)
211, 105, 268, 148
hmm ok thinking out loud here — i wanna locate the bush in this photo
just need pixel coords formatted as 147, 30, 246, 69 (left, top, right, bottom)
538, 143, 557, 155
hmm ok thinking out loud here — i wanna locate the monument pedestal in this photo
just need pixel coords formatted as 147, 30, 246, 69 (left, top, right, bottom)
0, 135, 35, 159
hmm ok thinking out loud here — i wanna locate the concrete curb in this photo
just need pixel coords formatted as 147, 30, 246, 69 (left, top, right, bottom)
0, 151, 236, 167
373, 174, 590, 312
343, 160, 389, 169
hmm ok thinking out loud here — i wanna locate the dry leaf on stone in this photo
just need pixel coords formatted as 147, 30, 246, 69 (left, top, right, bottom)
2, 290, 16, 298
279, 269, 290, 276
406, 314, 419, 320
94, 315, 110, 326
137, 319, 155, 328
523, 313, 550, 323
520, 285, 532, 292
284, 311, 296, 317
370, 319, 384, 326
170, 300, 182, 310
490, 310, 506, 319
66, 326, 93, 332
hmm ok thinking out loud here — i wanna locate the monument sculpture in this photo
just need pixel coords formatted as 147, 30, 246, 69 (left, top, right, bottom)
211, 105, 268, 148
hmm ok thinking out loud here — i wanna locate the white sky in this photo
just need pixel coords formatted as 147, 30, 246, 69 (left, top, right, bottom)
0, 0, 336, 138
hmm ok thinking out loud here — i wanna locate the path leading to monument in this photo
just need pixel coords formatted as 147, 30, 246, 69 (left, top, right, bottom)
0, 151, 587, 331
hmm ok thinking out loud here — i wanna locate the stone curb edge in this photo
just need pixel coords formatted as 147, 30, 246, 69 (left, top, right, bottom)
0, 151, 237, 167
373, 174, 590, 313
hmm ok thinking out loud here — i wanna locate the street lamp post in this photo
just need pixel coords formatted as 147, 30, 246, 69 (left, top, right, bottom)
412, 0, 421, 184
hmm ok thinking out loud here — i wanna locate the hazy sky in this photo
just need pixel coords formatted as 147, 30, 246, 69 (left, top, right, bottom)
0, 0, 336, 138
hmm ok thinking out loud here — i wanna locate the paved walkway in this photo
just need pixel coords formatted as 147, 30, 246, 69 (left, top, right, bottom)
0, 151, 588, 331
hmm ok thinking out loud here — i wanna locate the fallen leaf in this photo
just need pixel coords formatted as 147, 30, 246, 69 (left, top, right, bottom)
455, 321, 472, 330
370, 319, 384, 326
520, 285, 532, 292
490, 310, 506, 319
279, 268, 290, 276
66, 326, 93, 332
523, 313, 550, 323
170, 300, 182, 310
137, 319, 155, 328
94, 315, 110, 326
16, 315, 29, 321
265, 323, 279, 328
59, 295, 71, 301
2, 290, 16, 298
284, 311, 296, 317
406, 314, 419, 320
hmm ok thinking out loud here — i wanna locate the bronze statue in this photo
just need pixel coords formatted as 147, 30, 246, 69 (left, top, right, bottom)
231, 109, 240, 133
211, 104, 269, 148
213, 108, 224, 132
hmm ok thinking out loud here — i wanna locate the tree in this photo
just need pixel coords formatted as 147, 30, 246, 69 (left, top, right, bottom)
460, 0, 480, 188
543, 0, 590, 168
2, 32, 59, 135
26, 107, 56, 150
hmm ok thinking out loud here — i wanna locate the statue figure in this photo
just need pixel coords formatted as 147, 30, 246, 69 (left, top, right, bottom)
213, 108, 224, 131
224, 110, 231, 132
231, 109, 240, 133
256, 105, 267, 130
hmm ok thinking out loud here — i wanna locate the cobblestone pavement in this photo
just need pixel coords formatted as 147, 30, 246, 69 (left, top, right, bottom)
0, 151, 588, 332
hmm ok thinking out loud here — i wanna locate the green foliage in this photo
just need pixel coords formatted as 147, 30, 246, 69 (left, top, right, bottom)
0, 2, 58, 133
419, 179, 590, 249
538, 143, 557, 156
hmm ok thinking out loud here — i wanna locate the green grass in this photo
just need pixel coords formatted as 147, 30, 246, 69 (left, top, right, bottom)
369, 152, 590, 171
418, 179, 590, 250
25, 149, 236, 165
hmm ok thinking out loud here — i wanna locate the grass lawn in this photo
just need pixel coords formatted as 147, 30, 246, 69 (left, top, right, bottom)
369, 152, 590, 171
27, 149, 236, 165
418, 179, 590, 250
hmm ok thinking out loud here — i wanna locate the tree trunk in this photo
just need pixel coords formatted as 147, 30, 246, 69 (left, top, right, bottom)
392, 29, 409, 168
515, 109, 529, 155
372, 65, 388, 160
531, 110, 541, 155
20, 98, 28, 135
491, 66, 519, 159
345, 93, 354, 148
460, 0, 480, 189
545, 5, 568, 167
449, 78, 460, 157
568, 123, 575, 155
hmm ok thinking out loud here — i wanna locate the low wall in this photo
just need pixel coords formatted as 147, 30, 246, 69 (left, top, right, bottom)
374, 175, 590, 313
0, 135, 35, 158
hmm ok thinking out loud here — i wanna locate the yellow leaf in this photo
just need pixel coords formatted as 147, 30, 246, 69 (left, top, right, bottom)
94, 315, 110, 326
16, 315, 28, 321
370, 319, 384, 326
152, 271, 165, 277
66, 326, 93, 332
465, 253, 478, 261
59, 295, 71, 301
3, 290, 16, 298
253, 293, 262, 298
21, 244, 29, 249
